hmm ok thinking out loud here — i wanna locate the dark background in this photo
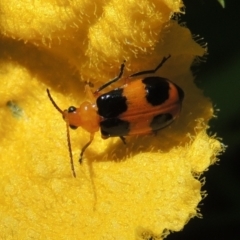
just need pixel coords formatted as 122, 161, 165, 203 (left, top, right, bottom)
168, 0, 240, 239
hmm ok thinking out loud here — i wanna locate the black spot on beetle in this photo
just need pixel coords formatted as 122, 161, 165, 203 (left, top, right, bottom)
97, 88, 127, 118
100, 118, 130, 138
150, 113, 173, 131
142, 77, 170, 106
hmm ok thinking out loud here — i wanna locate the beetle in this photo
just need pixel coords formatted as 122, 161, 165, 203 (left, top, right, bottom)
47, 55, 184, 177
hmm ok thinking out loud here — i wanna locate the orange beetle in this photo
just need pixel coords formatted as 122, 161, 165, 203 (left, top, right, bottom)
47, 55, 184, 177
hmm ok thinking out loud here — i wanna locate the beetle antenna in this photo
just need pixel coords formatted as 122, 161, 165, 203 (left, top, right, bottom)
47, 89, 76, 177
66, 121, 76, 178
46, 89, 63, 114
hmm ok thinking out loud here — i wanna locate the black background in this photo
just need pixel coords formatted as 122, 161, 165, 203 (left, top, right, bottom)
167, 0, 240, 239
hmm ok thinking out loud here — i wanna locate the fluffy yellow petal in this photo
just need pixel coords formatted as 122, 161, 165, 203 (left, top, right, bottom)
0, 0, 223, 239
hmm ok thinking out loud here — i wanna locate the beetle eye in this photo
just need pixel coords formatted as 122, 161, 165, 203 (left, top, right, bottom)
68, 106, 76, 113
69, 125, 78, 130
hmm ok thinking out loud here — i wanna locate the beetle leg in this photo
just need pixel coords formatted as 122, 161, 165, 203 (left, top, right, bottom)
84, 83, 96, 102
79, 133, 95, 164
129, 55, 171, 78
84, 81, 94, 88
94, 60, 126, 94
119, 136, 126, 145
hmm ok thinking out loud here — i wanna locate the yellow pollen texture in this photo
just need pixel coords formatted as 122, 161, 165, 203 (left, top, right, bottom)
0, 0, 223, 239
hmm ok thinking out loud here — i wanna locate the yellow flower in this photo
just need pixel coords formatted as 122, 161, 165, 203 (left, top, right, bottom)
0, 0, 223, 239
